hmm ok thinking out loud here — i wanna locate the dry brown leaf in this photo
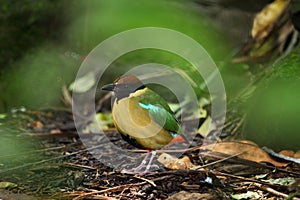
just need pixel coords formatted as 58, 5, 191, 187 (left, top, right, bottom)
157, 153, 195, 170
279, 150, 295, 157
279, 150, 300, 158
232, 0, 294, 63
294, 150, 300, 158
252, 0, 289, 41
167, 191, 215, 200
208, 140, 288, 167
29, 121, 44, 130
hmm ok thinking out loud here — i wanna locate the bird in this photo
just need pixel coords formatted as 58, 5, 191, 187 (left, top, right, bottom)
101, 75, 186, 173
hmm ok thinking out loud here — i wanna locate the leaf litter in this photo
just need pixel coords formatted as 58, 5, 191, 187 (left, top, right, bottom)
0, 109, 299, 199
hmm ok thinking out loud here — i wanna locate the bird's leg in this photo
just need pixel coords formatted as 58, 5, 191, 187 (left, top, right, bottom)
144, 151, 157, 172
131, 151, 151, 171
135, 151, 157, 175
122, 150, 158, 175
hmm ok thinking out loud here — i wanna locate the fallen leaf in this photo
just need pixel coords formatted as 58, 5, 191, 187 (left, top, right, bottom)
62, 85, 72, 107
263, 177, 295, 186
263, 147, 300, 164
50, 129, 62, 134
158, 153, 195, 170
255, 173, 269, 179
197, 116, 217, 138
0, 182, 17, 189
167, 191, 215, 200
0, 114, 7, 119
287, 178, 300, 191
31, 121, 44, 129
69, 72, 96, 93
279, 150, 295, 157
232, 0, 295, 63
84, 113, 113, 133
252, 0, 288, 41
231, 191, 261, 200
295, 150, 300, 158
280, 149, 300, 158
207, 140, 288, 167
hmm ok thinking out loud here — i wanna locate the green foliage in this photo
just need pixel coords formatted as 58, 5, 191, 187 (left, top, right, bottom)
0, 125, 40, 167
0, 0, 235, 111
0, 45, 80, 110
68, 0, 234, 99
66, 0, 230, 60
266, 46, 300, 80
0, 0, 69, 69
243, 46, 300, 150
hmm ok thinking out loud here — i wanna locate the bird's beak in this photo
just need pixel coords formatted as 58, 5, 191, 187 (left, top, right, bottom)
101, 83, 114, 91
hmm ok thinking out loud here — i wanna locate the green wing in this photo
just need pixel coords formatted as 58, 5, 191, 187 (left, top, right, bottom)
136, 88, 182, 134
137, 88, 173, 113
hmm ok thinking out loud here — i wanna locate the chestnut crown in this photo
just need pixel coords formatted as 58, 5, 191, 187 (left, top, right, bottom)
102, 75, 145, 100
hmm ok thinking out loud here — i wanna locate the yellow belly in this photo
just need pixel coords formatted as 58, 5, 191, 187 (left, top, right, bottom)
112, 97, 173, 149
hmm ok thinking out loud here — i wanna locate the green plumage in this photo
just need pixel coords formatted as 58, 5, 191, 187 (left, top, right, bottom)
135, 88, 182, 134
137, 88, 173, 113
102, 75, 185, 150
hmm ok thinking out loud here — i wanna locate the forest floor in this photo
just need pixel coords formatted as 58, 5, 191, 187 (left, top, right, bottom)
0, 109, 299, 200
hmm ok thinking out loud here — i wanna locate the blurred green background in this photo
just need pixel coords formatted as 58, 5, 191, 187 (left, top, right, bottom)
0, 0, 248, 112
243, 45, 300, 151
0, 0, 299, 150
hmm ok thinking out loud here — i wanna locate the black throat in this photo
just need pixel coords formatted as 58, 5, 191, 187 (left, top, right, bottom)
115, 84, 145, 102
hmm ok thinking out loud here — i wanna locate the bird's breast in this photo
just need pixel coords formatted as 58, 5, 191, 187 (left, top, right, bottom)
112, 97, 173, 149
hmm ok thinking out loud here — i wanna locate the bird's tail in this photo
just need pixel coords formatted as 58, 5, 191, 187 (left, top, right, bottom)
169, 127, 190, 146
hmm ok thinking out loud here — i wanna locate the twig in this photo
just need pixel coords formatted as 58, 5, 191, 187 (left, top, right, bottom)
69, 175, 174, 199
62, 85, 72, 107
128, 144, 213, 154
63, 162, 97, 170
212, 170, 293, 189
192, 152, 243, 170
71, 181, 147, 200
134, 176, 156, 187
252, 182, 300, 200
207, 151, 300, 176
231, 114, 245, 135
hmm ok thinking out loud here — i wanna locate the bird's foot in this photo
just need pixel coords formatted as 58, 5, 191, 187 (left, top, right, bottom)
121, 151, 158, 175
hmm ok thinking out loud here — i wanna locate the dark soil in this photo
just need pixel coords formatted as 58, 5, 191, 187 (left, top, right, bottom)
0, 109, 299, 200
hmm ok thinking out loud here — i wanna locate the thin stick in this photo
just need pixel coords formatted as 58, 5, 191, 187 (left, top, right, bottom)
72, 182, 147, 200
212, 170, 290, 188
252, 182, 300, 200
63, 162, 97, 170
128, 144, 214, 153
134, 176, 156, 187
192, 152, 243, 170
231, 114, 245, 135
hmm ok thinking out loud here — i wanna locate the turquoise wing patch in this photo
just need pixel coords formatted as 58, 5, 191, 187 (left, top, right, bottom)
137, 88, 174, 114
138, 102, 181, 134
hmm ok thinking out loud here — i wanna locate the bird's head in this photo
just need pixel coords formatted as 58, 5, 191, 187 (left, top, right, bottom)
102, 75, 145, 100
